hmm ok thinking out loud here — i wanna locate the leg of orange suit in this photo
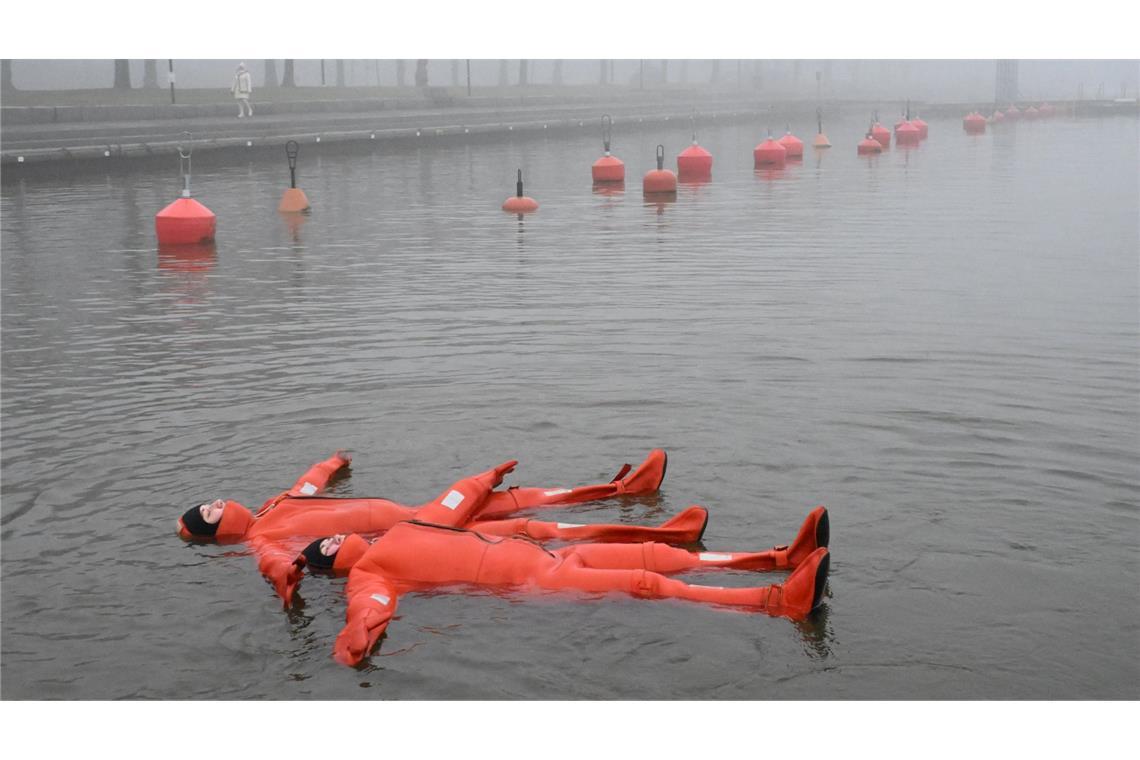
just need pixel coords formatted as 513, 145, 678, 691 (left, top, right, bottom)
470, 505, 707, 544
557, 541, 794, 572
536, 548, 829, 620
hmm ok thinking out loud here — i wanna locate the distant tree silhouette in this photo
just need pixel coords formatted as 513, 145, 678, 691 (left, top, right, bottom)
2, 60, 15, 92
282, 59, 296, 87
113, 59, 132, 90
264, 59, 279, 88
414, 59, 428, 87
143, 60, 158, 88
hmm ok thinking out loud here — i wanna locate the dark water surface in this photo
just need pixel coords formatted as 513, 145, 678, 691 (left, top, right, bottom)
2, 112, 1137, 699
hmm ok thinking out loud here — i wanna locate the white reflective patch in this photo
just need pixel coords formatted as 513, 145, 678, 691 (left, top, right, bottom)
370, 593, 390, 606
441, 490, 464, 509
699, 553, 733, 562
299, 482, 318, 495
692, 584, 726, 590
556, 522, 584, 529
543, 488, 572, 497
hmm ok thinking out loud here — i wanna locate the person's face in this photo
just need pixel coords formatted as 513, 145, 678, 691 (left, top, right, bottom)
320, 534, 345, 557
199, 499, 225, 525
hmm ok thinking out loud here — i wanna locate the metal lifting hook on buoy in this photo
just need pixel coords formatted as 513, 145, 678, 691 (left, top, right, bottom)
601, 114, 613, 154
177, 131, 193, 198
655, 144, 665, 171
516, 168, 524, 198
690, 109, 698, 143
817, 108, 824, 134
285, 140, 300, 189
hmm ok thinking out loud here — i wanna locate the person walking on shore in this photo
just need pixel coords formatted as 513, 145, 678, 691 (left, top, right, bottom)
231, 63, 253, 117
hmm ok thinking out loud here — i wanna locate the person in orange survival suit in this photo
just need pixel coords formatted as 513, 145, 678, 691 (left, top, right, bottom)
176, 449, 709, 603
295, 505, 831, 667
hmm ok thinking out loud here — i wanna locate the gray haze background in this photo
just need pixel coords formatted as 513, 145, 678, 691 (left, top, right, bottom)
6, 59, 1139, 101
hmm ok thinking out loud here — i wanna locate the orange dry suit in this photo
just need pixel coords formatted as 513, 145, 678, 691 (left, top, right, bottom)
177, 450, 700, 602
330, 506, 831, 666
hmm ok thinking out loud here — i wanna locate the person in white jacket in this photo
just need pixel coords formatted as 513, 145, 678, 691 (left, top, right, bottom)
231, 62, 253, 117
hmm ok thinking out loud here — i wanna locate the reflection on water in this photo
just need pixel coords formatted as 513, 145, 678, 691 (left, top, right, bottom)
1, 112, 1137, 699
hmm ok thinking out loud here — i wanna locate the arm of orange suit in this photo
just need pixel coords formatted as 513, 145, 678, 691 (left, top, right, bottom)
287, 450, 352, 496
250, 536, 307, 608
334, 572, 399, 666
413, 459, 518, 527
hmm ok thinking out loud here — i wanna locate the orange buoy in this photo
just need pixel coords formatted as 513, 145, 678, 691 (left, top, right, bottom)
912, 115, 929, 139
1024, 105, 1039, 119
1005, 104, 1021, 120
871, 119, 891, 149
895, 120, 921, 146
813, 109, 831, 149
643, 144, 677, 195
990, 109, 1006, 123
857, 129, 883, 155
677, 142, 713, 181
963, 112, 987, 134
777, 126, 804, 159
591, 115, 625, 184
155, 133, 216, 245
502, 169, 539, 213
278, 140, 311, 213
754, 131, 787, 168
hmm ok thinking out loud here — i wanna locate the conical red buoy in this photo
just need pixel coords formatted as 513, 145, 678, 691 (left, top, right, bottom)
1024, 105, 1039, 119
155, 134, 216, 245
591, 114, 625, 184
676, 112, 713, 181
990, 109, 1006, 123
963, 111, 987, 134
777, 125, 804, 159
278, 140, 311, 213
1005, 104, 1021, 120
857, 128, 883, 155
813, 108, 831, 149
871, 120, 891, 149
1038, 102, 1055, 118
677, 142, 713, 181
503, 169, 539, 213
912, 115, 929, 139
895, 120, 921, 146
754, 130, 787, 167
643, 144, 677, 195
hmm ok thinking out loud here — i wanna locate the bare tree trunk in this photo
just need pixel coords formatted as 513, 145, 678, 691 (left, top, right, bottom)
1, 59, 15, 92
263, 59, 279, 88
414, 59, 428, 87
143, 60, 158, 88
282, 60, 297, 87
552, 59, 563, 85
397, 60, 407, 87
113, 59, 132, 90
518, 60, 528, 86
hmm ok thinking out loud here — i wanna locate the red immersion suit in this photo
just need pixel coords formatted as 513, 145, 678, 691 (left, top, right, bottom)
177, 450, 703, 602
332, 507, 831, 666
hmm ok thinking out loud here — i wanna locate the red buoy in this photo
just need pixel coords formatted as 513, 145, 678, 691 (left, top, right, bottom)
871, 122, 891, 149
1038, 102, 1055, 118
155, 135, 216, 245
857, 130, 883, 155
643, 144, 677, 195
912, 116, 929, 139
963, 112, 987, 134
156, 198, 217, 245
813, 108, 831, 149
895, 121, 921, 146
677, 142, 713, 182
990, 109, 1006, 123
278, 141, 311, 213
777, 127, 804, 159
503, 169, 539, 213
1024, 105, 1039, 119
1005, 105, 1021, 120
591, 115, 625, 184
754, 132, 787, 168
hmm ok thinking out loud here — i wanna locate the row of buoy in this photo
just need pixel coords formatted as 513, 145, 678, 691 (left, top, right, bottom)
964, 102, 1058, 134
